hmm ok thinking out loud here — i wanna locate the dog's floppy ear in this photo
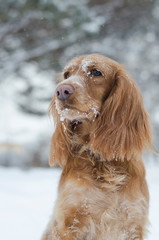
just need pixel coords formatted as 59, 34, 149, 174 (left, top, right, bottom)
49, 97, 69, 167
90, 67, 152, 161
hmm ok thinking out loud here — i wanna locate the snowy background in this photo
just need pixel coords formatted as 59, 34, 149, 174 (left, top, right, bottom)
0, 0, 159, 239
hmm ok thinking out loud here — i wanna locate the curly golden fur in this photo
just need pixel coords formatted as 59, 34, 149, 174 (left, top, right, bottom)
41, 54, 152, 240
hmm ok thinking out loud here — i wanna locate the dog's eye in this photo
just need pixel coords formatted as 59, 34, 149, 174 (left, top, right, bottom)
64, 71, 70, 79
90, 69, 102, 77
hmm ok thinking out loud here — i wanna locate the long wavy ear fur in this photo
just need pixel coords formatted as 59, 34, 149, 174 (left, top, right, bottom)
49, 97, 68, 167
90, 67, 152, 161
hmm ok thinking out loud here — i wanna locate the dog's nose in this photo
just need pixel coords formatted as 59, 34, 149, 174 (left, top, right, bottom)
56, 85, 74, 101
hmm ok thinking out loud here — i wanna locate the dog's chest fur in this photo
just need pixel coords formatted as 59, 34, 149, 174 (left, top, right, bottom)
51, 162, 148, 240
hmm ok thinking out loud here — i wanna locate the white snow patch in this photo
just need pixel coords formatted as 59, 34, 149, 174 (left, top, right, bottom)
81, 59, 93, 73
91, 106, 99, 117
55, 98, 71, 122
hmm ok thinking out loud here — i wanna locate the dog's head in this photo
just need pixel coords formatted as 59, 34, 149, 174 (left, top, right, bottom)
49, 54, 152, 166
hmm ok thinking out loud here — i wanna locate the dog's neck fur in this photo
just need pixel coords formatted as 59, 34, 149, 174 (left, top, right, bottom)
60, 119, 146, 198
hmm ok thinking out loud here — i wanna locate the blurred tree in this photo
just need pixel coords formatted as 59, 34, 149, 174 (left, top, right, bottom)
0, 0, 156, 76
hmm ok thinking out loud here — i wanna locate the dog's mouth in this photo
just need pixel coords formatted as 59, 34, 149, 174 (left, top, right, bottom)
55, 97, 100, 122
63, 104, 79, 111
70, 119, 82, 131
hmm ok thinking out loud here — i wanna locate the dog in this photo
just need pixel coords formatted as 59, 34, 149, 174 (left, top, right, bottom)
41, 54, 152, 240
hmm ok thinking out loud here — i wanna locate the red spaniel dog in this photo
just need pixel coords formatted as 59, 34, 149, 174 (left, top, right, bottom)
41, 54, 152, 240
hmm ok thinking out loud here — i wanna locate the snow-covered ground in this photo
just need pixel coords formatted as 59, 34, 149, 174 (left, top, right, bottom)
0, 163, 159, 240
